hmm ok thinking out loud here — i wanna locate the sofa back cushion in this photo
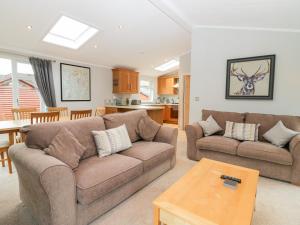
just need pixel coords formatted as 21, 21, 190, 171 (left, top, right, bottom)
245, 113, 300, 142
23, 117, 105, 159
202, 109, 245, 135
103, 109, 147, 142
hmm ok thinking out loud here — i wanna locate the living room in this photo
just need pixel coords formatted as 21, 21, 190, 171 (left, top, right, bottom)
0, 1, 300, 225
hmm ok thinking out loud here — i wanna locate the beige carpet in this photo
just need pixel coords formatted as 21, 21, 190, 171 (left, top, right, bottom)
1, 129, 300, 225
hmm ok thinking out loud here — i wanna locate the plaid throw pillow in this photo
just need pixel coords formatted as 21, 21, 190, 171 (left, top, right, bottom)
224, 121, 260, 141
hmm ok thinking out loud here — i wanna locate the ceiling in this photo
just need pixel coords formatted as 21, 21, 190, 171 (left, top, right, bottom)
0, 0, 299, 76
0, 0, 190, 76
157, 0, 300, 31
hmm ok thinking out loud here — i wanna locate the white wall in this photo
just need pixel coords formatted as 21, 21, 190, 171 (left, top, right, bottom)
190, 27, 300, 123
52, 60, 112, 111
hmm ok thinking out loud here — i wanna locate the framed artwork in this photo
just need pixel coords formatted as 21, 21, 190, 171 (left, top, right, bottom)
226, 55, 275, 100
60, 63, 91, 101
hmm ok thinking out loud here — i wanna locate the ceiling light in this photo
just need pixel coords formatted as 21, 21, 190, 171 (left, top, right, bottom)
43, 16, 98, 49
118, 25, 123, 29
27, 25, 32, 30
155, 60, 179, 72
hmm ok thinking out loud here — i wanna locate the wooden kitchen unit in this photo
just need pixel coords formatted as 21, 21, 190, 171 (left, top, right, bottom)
157, 75, 179, 95
105, 105, 165, 124
112, 68, 139, 94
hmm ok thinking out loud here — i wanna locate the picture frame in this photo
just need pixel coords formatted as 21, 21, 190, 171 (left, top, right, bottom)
60, 63, 91, 101
225, 55, 275, 100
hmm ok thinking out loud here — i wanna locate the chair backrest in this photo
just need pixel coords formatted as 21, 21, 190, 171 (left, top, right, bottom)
47, 107, 69, 118
12, 108, 37, 120
30, 112, 60, 124
95, 107, 106, 116
70, 110, 92, 120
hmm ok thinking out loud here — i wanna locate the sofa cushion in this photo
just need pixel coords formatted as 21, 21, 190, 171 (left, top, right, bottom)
103, 110, 147, 143
198, 115, 223, 136
137, 115, 161, 141
202, 109, 245, 135
119, 141, 174, 172
74, 154, 143, 205
237, 141, 293, 166
44, 127, 86, 169
196, 136, 240, 155
245, 112, 300, 142
23, 117, 105, 159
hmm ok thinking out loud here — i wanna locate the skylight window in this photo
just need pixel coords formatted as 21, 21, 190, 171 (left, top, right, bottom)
155, 60, 179, 72
43, 16, 98, 49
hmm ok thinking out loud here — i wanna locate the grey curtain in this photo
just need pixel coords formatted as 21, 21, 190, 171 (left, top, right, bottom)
29, 57, 56, 107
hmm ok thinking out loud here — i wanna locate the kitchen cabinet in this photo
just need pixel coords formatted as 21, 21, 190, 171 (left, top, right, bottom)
157, 75, 179, 95
164, 105, 178, 124
112, 68, 139, 94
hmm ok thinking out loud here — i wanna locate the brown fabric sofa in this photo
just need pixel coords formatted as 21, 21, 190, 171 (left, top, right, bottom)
186, 109, 300, 185
9, 110, 178, 225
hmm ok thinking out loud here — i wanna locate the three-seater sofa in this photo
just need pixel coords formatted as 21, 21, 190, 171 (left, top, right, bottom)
9, 110, 178, 225
186, 109, 300, 185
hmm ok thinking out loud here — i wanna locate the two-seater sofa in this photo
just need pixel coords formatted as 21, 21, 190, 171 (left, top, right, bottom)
186, 109, 300, 185
9, 110, 178, 225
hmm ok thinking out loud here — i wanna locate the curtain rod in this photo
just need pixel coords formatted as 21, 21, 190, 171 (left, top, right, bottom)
0, 50, 56, 63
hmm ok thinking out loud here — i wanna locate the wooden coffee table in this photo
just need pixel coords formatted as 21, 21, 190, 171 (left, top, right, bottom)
153, 158, 259, 225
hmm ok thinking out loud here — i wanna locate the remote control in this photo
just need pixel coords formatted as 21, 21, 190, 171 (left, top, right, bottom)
220, 175, 242, 183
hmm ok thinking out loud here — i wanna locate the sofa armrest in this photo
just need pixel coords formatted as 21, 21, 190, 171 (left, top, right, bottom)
9, 144, 76, 225
154, 126, 178, 147
289, 135, 300, 185
185, 122, 204, 160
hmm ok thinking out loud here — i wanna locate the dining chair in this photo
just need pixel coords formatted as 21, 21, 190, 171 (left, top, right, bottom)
47, 107, 69, 118
30, 112, 60, 124
0, 137, 12, 174
70, 110, 92, 120
12, 107, 37, 120
95, 107, 106, 116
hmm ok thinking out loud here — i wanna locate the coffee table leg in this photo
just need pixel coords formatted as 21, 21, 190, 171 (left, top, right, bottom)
154, 206, 161, 225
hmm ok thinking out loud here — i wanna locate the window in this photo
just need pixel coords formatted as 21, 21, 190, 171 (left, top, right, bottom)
139, 78, 154, 102
0, 56, 42, 121
43, 16, 98, 49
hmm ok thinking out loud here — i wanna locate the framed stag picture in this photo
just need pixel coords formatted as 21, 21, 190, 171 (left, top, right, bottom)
60, 63, 91, 101
226, 55, 275, 100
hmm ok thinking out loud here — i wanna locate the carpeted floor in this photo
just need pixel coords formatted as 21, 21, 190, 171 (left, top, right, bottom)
1, 129, 300, 225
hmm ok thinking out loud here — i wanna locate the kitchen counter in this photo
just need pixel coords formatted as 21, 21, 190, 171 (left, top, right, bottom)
105, 105, 165, 110
105, 105, 165, 124
141, 103, 179, 106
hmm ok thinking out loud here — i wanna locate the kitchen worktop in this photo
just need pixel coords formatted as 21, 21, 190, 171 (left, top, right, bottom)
141, 103, 179, 106
105, 105, 165, 110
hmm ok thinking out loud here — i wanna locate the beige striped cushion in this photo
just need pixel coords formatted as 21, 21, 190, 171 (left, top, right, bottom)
92, 124, 132, 157
224, 121, 260, 141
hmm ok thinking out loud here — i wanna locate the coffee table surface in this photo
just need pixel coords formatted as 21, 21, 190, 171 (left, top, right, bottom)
153, 158, 259, 225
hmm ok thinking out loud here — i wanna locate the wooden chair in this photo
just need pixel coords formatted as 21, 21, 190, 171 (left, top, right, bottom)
70, 110, 92, 120
0, 138, 12, 174
12, 107, 37, 120
95, 107, 106, 116
48, 107, 69, 118
30, 112, 60, 124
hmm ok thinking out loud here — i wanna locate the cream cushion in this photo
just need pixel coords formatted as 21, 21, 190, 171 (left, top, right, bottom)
92, 124, 132, 157
263, 121, 299, 147
198, 115, 223, 136
224, 121, 260, 141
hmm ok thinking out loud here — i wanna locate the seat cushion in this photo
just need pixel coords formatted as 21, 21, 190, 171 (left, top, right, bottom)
237, 141, 293, 166
119, 141, 175, 172
74, 154, 143, 205
196, 136, 240, 155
